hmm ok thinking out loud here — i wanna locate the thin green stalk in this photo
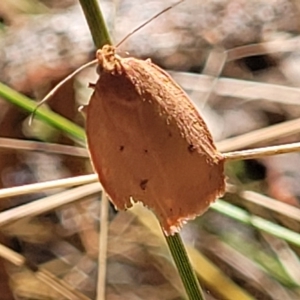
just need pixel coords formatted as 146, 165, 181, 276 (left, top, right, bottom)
78, 0, 112, 48
212, 200, 300, 247
165, 232, 205, 300
0, 82, 85, 142
78, 1, 205, 299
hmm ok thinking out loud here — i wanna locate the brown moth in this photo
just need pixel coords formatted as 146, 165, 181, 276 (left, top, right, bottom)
85, 45, 225, 235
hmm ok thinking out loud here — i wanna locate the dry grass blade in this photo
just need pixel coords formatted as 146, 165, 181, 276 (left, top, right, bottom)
0, 182, 101, 227
97, 193, 109, 300
217, 117, 300, 152
36, 269, 91, 300
0, 137, 89, 157
131, 204, 256, 300
226, 184, 300, 223
199, 48, 226, 108
223, 142, 300, 161
261, 233, 300, 286
0, 244, 90, 300
0, 174, 98, 199
226, 36, 300, 61
197, 235, 295, 300
187, 246, 256, 300
170, 72, 300, 105
0, 243, 24, 267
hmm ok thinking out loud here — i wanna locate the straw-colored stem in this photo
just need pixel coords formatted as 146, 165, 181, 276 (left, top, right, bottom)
0, 244, 89, 300
0, 137, 89, 157
217, 117, 300, 152
0, 183, 101, 227
226, 184, 300, 223
0, 174, 98, 199
223, 142, 300, 161
97, 193, 109, 300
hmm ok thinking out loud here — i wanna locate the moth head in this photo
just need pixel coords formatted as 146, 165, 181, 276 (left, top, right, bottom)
96, 45, 123, 75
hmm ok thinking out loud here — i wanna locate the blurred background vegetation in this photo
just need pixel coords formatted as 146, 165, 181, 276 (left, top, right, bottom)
0, 0, 300, 299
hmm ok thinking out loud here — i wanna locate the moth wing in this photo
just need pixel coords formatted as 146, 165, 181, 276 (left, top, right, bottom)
86, 58, 225, 234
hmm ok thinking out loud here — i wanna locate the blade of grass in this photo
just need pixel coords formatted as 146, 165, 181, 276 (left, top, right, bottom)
0, 174, 98, 199
97, 193, 109, 300
169, 71, 300, 106
203, 225, 299, 288
217, 117, 300, 152
223, 142, 300, 161
0, 244, 90, 300
131, 204, 255, 300
187, 245, 256, 300
0, 183, 101, 227
0, 82, 86, 142
0, 137, 89, 157
198, 233, 296, 298
212, 200, 300, 247
226, 184, 300, 223
261, 233, 300, 286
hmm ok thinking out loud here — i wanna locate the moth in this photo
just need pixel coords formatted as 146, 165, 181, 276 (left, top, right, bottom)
85, 45, 225, 235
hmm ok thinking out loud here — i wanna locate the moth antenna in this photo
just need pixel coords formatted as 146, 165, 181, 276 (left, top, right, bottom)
29, 59, 98, 126
116, 0, 184, 48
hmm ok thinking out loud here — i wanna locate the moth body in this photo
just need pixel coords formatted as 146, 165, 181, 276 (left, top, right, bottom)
86, 45, 225, 235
